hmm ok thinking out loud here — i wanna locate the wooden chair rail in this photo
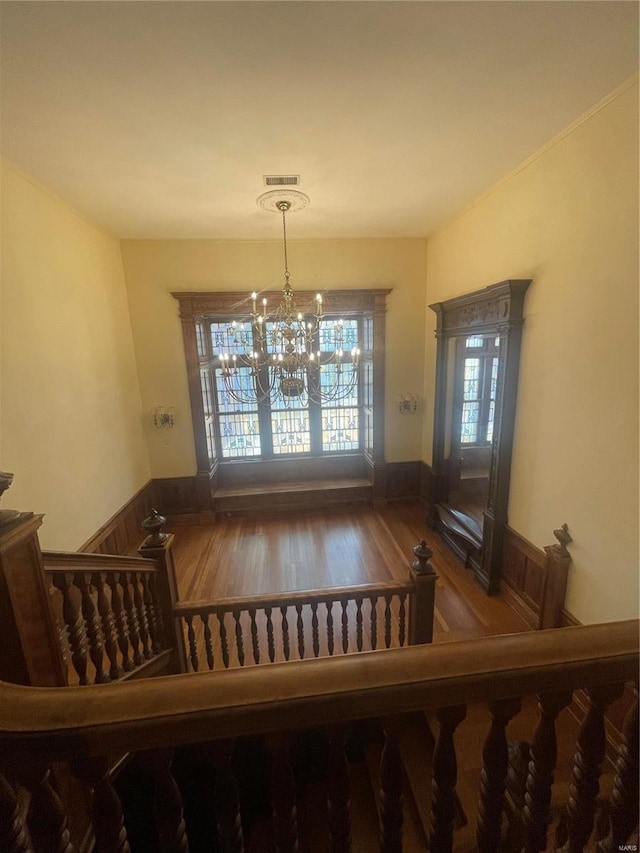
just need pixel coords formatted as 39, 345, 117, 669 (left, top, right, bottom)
174, 579, 414, 615
42, 550, 160, 573
0, 621, 636, 758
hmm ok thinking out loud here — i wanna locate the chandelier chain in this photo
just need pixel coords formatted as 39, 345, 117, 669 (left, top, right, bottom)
281, 204, 290, 285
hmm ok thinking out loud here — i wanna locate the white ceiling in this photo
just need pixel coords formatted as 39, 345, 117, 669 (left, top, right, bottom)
1, 1, 637, 239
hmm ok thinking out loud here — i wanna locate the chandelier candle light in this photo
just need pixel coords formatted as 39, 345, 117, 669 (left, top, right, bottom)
216, 191, 360, 406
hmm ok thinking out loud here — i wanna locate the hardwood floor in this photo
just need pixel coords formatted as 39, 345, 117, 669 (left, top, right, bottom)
169, 504, 529, 643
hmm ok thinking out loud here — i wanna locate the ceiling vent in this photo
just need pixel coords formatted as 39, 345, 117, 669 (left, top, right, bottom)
263, 175, 300, 187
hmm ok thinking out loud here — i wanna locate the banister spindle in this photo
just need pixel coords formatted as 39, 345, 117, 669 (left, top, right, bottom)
476, 697, 522, 853
265, 607, 276, 663
208, 739, 244, 853
202, 614, 214, 671
94, 571, 123, 680
523, 691, 573, 853
326, 601, 335, 656
120, 573, 144, 667
0, 772, 33, 853
75, 757, 131, 853
281, 606, 291, 661
106, 573, 134, 672
131, 572, 152, 660
355, 597, 363, 652
24, 765, 73, 853
53, 573, 89, 685
557, 684, 624, 853
141, 750, 189, 853
311, 602, 320, 658
341, 599, 349, 654
370, 595, 378, 650
249, 608, 260, 664
185, 615, 199, 672
326, 726, 351, 853
218, 612, 230, 668
268, 734, 298, 853
398, 593, 406, 648
380, 719, 404, 853
141, 573, 162, 655
429, 705, 467, 853
296, 604, 305, 660
596, 685, 638, 853
383, 594, 392, 649
77, 572, 109, 684
233, 610, 245, 667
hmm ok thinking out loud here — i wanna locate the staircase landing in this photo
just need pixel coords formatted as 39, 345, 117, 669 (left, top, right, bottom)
213, 478, 372, 517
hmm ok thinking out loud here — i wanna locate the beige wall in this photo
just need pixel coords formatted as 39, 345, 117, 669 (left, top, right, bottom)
423, 80, 639, 624
121, 238, 427, 475
0, 162, 150, 549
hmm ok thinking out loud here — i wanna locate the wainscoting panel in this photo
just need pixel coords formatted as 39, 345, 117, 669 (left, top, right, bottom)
80, 481, 156, 556
384, 461, 421, 504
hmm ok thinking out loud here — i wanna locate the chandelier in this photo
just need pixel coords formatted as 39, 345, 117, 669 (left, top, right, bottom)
215, 191, 360, 406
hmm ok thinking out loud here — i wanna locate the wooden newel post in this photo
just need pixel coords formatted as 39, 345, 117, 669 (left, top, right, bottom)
138, 510, 187, 674
408, 540, 438, 646
540, 524, 572, 629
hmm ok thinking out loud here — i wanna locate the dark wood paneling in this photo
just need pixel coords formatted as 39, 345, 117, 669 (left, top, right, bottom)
80, 481, 156, 556
419, 462, 435, 514
154, 477, 199, 515
500, 527, 571, 631
384, 462, 421, 504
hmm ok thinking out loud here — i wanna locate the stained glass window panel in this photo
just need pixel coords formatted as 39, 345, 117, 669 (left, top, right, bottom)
210, 321, 253, 357
322, 409, 359, 452
461, 402, 479, 444
320, 363, 358, 405
319, 319, 358, 352
271, 410, 310, 454
219, 413, 261, 458
466, 335, 484, 348
463, 358, 480, 401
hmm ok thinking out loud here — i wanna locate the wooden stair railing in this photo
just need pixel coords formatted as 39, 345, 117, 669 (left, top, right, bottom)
0, 621, 637, 852
43, 549, 183, 684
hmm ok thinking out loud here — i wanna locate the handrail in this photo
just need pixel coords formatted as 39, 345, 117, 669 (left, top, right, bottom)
42, 550, 159, 572
174, 579, 413, 615
1, 621, 636, 759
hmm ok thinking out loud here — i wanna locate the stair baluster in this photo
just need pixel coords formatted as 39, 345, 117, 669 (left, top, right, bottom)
355, 597, 363, 652
429, 704, 467, 853
326, 726, 352, 853
53, 573, 89, 685
476, 697, 522, 853
311, 602, 320, 657
77, 572, 109, 684
341, 599, 349, 654
131, 572, 152, 660
0, 772, 33, 853
383, 594, 392, 650
217, 613, 230, 669
398, 593, 406, 648
265, 607, 276, 663
144, 750, 189, 853
209, 739, 244, 853
326, 601, 335, 656
233, 610, 245, 667
522, 691, 573, 853
268, 734, 299, 853
248, 608, 260, 665
23, 765, 73, 853
94, 571, 123, 680
185, 615, 199, 672
281, 606, 291, 661
75, 757, 131, 853
106, 574, 134, 673
141, 572, 162, 655
557, 684, 625, 853
370, 595, 378, 650
296, 604, 305, 660
596, 685, 639, 853
119, 573, 144, 667
380, 719, 404, 853
202, 614, 214, 671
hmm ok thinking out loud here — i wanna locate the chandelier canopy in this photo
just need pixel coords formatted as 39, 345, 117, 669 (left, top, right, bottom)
215, 192, 360, 406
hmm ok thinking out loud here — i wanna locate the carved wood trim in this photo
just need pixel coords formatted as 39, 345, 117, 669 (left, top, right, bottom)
172, 289, 392, 318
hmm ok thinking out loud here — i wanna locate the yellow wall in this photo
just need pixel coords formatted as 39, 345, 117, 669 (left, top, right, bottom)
423, 80, 639, 624
121, 238, 427, 474
0, 162, 150, 549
